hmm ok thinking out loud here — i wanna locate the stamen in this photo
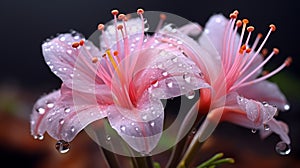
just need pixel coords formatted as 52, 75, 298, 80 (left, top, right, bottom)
79, 39, 84, 46
137, 8, 144, 15
92, 56, 98, 63
245, 26, 254, 48
111, 9, 120, 51
72, 42, 80, 48
118, 14, 125, 20
98, 24, 110, 49
106, 49, 118, 71
111, 9, 119, 16
155, 13, 167, 33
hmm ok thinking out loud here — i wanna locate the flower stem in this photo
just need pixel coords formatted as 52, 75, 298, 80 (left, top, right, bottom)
135, 156, 154, 168
177, 138, 203, 168
100, 146, 121, 168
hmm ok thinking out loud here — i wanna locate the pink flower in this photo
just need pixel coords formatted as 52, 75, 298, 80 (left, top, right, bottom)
30, 9, 208, 153
160, 10, 291, 145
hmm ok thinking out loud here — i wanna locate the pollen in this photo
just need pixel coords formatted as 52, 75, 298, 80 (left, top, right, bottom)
111, 9, 119, 15
118, 14, 126, 20
92, 57, 98, 63
285, 57, 292, 66
137, 8, 144, 15
247, 26, 255, 32
273, 48, 279, 55
269, 24, 276, 31
113, 51, 119, 56
79, 40, 84, 46
98, 24, 105, 31
72, 42, 80, 48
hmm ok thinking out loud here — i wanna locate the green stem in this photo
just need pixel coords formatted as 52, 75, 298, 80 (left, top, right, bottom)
177, 138, 203, 168
196, 153, 224, 168
135, 156, 154, 168
100, 147, 121, 168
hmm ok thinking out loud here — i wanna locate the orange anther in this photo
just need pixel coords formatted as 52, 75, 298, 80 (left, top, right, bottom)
72, 42, 80, 48
137, 8, 144, 14
98, 24, 104, 31
242, 19, 249, 24
261, 48, 268, 57
113, 51, 119, 56
111, 9, 119, 15
118, 14, 125, 20
241, 44, 247, 50
233, 10, 239, 15
262, 70, 269, 76
102, 54, 106, 57
285, 57, 292, 66
273, 48, 279, 55
257, 33, 263, 38
79, 40, 84, 46
246, 48, 252, 53
236, 20, 242, 27
230, 13, 237, 19
117, 25, 123, 30
160, 13, 167, 20
247, 26, 255, 32
269, 24, 276, 31
92, 57, 98, 63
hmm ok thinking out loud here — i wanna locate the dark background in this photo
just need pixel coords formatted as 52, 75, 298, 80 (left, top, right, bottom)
0, 0, 299, 167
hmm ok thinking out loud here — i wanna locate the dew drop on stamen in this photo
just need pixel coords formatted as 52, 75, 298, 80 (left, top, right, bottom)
36, 107, 46, 115
275, 141, 291, 155
185, 90, 195, 99
55, 140, 70, 154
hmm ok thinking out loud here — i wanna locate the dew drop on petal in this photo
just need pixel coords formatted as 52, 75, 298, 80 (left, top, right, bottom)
47, 102, 54, 108
120, 125, 126, 132
251, 129, 257, 133
150, 121, 155, 127
55, 140, 70, 154
185, 90, 195, 99
64, 107, 71, 113
152, 80, 159, 87
171, 57, 178, 62
70, 126, 75, 133
142, 114, 148, 121
162, 71, 168, 77
36, 107, 46, 115
275, 141, 291, 155
183, 74, 191, 83
33, 134, 44, 140
264, 124, 270, 131
166, 80, 173, 88
106, 135, 111, 142
59, 118, 65, 125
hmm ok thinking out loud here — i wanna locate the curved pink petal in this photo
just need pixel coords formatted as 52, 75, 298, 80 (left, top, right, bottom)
31, 90, 60, 139
260, 118, 290, 144
107, 95, 164, 153
178, 22, 202, 37
237, 81, 288, 111
40, 85, 112, 142
42, 33, 104, 93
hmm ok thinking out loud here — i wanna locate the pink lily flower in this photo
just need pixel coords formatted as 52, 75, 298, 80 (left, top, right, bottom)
160, 10, 291, 146
30, 9, 208, 154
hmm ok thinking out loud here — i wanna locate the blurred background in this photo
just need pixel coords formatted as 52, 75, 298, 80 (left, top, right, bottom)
0, 0, 299, 167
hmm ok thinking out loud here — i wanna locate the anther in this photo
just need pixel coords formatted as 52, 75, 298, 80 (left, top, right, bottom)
269, 24, 276, 31
285, 57, 292, 66
242, 19, 249, 24
257, 33, 263, 38
113, 51, 119, 56
230, 13, 237, 19
233, 10, 239, 15
273, 48, 280, 55
92, 57, 98, 63
262, 70, 269, 76
160, 13, 167, 20
79, 40, 84, 46
72, 42, 80, 48
247, 26, 255, 32
261, 48, 268, 57
117, 25, 123, 30
111, 9, 119, 15
236, 20, 242, 27
102, 54, 106, 57
137, 8, 144, 15
246, 48, 252, 53
98, 24, 104, 31
118, 14, 125, 20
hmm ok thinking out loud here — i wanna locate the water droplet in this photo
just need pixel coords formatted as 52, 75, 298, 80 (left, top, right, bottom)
48, 117, 52, 122
135, 127, 139, 131
152, 80, 159, 87
166, 80, 173, 88
67, 50, 72, 54
162, 71, 168, 77
183, 74, 191, 83
144, 23, 150, 32
47, 102, 54, 108
36, 107, 46, 115
59, 36, 66, 41
275, 141, 291, 155
284, 104, 290, 111
142, 114, 148, 121
171, 57, 178, 62
70, 126, 75, 133
106, 135, 111, 142
64, 107, 71, 113
262, 101, 268, 106
150, 121, 155, 127
185, 90, 195, 99
55, 140, 70, 154
120, 125, 126, 132
264, 124, 270, 131
33, 134, 44, 140
59, 118, 65, 125
251, 129, 257, 133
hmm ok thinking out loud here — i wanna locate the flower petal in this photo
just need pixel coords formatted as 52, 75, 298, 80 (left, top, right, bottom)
107, 96, 164, 153
31, 90, 60, 139
237, 95, 277, 127
43, 85, 111, 142
260, 118, 290, 144
42, 33, 104, 93
237, 81, 288, 111
178, 22, 202, 37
